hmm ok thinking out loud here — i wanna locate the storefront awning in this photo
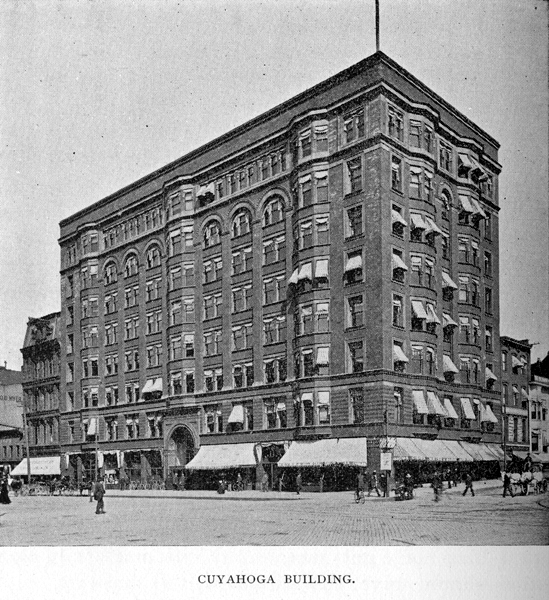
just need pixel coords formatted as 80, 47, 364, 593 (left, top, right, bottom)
227, 404, 244, 424
460, 397, 476, 420
412, 390, 429, 415
277, 438, 367, 468
185, 443, 257, 470
439, 440, 474, 462
11, 456, 61, 476
459, 442, 499, 462
393, 438, 468, 462
393, 437, 426, 461
443, 355, 459, 374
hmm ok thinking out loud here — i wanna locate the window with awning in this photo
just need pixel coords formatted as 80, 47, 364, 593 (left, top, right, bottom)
411, 300, 428, 320
297, 262, 312, 281
521, 388, 530, 400
458, 153, 474, 169
227, 404, 244, 424
424, 217, 443, 236
316, 347, 330, 365
410, 214, 427, 230
392, 253, 408, 272
393, 344, 409, 363
87, 417, 98, 436
443, 398, 459, 420
426, 304, 440, 324
345, 254, 362, 273
460, 397, 476, 420
443, 314, 458, 328
288, 268, 299, 285
412, 390, 429, 414
314, 259, 329, 279
443, 355, 459, 374
442, 272, 458, 289
142, 379, 155, 394
483, 404, 498, 424
470, 198, 486, 219
458, 194, 474, 213
426, 391, 447, 416
511, 355, 523, 369
150, 378, 163, 393
391, 209, 407, 227
485, 366, 497, 382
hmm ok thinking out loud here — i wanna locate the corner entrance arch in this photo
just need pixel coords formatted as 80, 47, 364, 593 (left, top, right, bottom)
166, 425, 197, 472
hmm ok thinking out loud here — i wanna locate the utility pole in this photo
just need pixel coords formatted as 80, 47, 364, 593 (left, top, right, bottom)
22, 395, 32, 484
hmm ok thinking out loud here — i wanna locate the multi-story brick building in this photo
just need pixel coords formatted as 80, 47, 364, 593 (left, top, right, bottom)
500, 336, 531, 457
0, 364, 24, 472
530, 353, 549, 457
20, 314, 62, 471
58, 51, 503, 490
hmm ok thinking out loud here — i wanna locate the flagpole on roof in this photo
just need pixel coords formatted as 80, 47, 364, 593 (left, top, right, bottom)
375, 0, 380, 52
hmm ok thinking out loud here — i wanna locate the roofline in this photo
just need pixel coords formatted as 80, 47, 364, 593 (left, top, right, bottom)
500, 336, 533, 351
60, 51, 499, 229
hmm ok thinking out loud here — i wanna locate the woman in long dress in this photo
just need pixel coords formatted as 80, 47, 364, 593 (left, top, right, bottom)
0, 478, 11, 504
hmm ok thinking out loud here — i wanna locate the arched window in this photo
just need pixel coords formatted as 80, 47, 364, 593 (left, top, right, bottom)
263, 196, 284, 227
232, 209, 252, 238
104, 262, 117, 285
146, 245, 161, 269
203, 220, 221, 248
124, 255, 139, 278
441, 191, 451, 221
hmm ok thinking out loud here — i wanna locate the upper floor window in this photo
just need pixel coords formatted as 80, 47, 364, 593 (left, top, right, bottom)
391, 156, 402, 192
146, 246, 161, 269
388, 106, 404, 141
439, 141, 453, 173
343, 109, 365, 144
104, 263, 117, 285
232, 209, 252, 238
124, 255, 139, 278
345, 205, 363, 239
313, 123, 328, 152
346, 157, 362, 194
263, 196, 284, 227
299, 129, 312, 159
168, 192, 182, 217
203, 220, 221, 248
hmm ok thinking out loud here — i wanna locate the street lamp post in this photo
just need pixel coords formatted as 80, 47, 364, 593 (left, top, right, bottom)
21, 395, 32, 484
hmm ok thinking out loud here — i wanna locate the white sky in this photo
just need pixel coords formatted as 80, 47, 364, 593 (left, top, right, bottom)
0, 0, 547, 368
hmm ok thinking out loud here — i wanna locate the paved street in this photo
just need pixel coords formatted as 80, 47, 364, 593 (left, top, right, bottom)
1, 480, 547, 546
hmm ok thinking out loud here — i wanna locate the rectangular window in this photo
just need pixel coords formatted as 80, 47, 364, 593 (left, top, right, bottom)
345, 205, 363, 238
388, 106, 403, 141
392, 294, 403, 327
350, 388, 365, 424
348, 340, 364, 373
391, 156, 402, 192
347, 157, 362, 194
347, 295, 364, 328
409, 167, 421, 198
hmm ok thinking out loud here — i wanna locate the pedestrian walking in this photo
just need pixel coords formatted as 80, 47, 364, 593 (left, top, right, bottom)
295, 471, 302, 496
432, 470, 442, 502
88, 479, 94, 502
502, 471, 514, 498
261, 472, 269, 492
368, 471, 381, 497
278, 472, 285, 492
445, 468, 452, 489
0, 478, 11, 504
380, 471, 389, 497
405, 473, 414, 499
356, 470, 365, 495
93, 477, 106, 514
462, 472, 475, 497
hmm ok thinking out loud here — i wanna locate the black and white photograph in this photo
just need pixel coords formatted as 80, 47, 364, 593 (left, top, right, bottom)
0, 0, 548, 598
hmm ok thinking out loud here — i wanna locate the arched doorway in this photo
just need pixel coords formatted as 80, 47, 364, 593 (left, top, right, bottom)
165, 425, 197, 488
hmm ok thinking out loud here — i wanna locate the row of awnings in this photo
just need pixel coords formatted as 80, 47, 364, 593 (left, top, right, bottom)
458, 153, 490, 182
511, 355, 528, 369
511, 385, 530, 400
393, 438, 505, 463
184, 436, 509, 471
409, 213, 445, 236
412, 391, 498, 423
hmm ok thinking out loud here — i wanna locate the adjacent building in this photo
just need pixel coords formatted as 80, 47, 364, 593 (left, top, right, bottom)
0, 364, 24, 472
57, 51, 503, 489
500, 336, 531, 457
530, 353, 549, 455
20, 314, 62, 462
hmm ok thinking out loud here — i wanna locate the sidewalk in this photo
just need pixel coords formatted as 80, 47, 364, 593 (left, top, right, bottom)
103, 478, 506, 502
